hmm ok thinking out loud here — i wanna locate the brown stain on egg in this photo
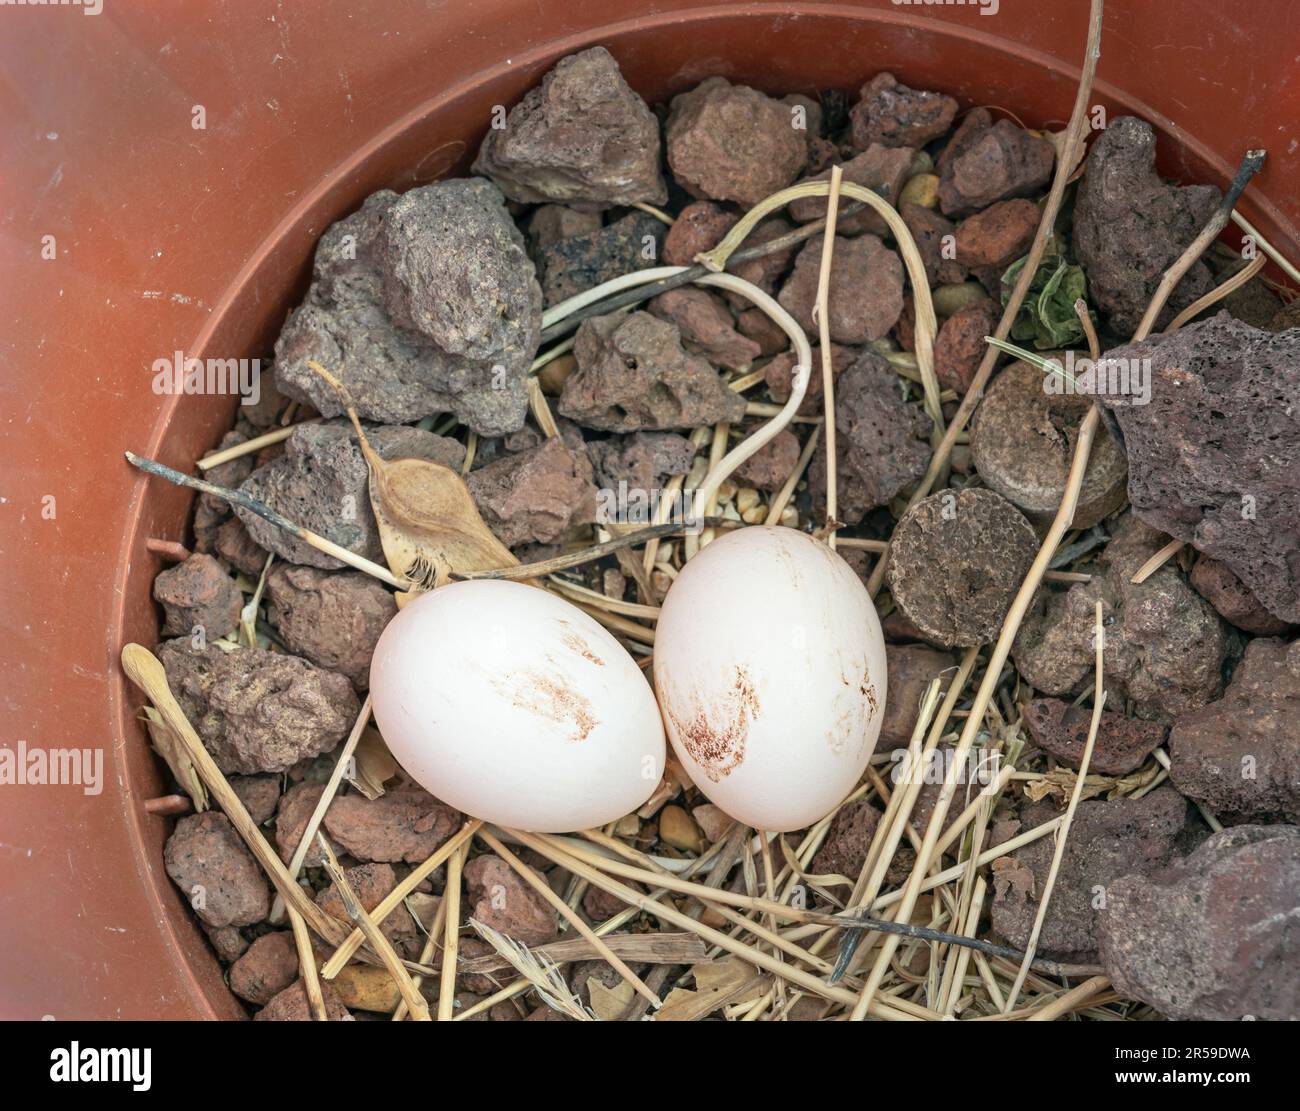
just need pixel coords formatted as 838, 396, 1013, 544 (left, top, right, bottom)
861, 672, 880, 718
561, 631, 605, 667
664, 666, 759, 783
492, 669, 597, 743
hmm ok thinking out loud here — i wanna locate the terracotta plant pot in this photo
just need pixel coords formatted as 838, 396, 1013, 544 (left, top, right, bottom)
1, 0, 1296, 1019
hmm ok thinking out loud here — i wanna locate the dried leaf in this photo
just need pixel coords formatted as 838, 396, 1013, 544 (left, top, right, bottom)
654, 958, 764, 1021
1043, 127, 1087, 181
348, 725, 398, 800
141, 706, 209, 812
1023, 768, 1112, 805
588, 977, 636, 1021
306, 361, 519, 598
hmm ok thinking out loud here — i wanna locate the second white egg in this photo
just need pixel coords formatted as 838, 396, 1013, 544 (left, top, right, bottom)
653, 526, 887, 832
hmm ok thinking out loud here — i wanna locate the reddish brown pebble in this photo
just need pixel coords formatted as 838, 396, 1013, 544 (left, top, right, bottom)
763, 343, 857, 416
164, 812, 271, 929
849, 72, 958, 151
901, 202, 966, 287
228, 931, 299, 1005
666, 77, 808, 207
315, 861, 421, 958
733, 428, 800, 493
1189, 553, 1293, 636
1168, 637, 1300, 823
937, 118, 1054, 218
228, 774, 282, 826
274, 781, 326, 867
879, 644, 957, 750
1022, 698, 1167, 776
153, 553, 243, 640
255, 978, 350, 1021
464, 854, 559, 947
954, 198, 1039, 270
322, 782, 461, 865
662, 201, 738, 266
212, 517, 269, 578
648, 286, 761, 371
266, 565, 397, 691
932, 298, 998, 395
887, 488, 1039, 648
467, 436, 598, 547
778, 233, 904, 344
970, 357, 1128, 528
788, 143, 916, 236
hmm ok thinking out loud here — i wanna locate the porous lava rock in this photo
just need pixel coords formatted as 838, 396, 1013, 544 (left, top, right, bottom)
274, 180, 541, 434
1100, 313, 1300, 623
471, 47, 666, 209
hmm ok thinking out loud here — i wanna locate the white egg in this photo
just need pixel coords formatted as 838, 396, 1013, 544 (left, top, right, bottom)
369, 579, 665, 832
654, 526, 887, 832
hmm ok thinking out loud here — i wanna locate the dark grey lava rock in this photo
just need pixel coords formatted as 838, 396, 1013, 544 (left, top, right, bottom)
274, 179, 542, 434
236, 420, 463, 570
1100, 313, 1300, 623
1013, 515, 1227, 720
1098, 824, 1300, 1020
539, 212, 663, 307
156, 640, 359, 775
1071, 117, 1221, 335
471, 46, 666, 210
586, 432, 698, 495
1168, 636, 1300, 823
559, 311, 745, 432
991, 787, 1199, 961
807, 350, 932, 523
